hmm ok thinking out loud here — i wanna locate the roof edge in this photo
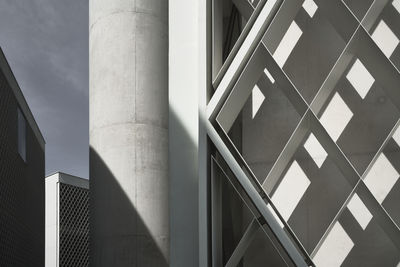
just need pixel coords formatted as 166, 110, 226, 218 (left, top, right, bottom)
0, 47, 45, 149
46, 171, 89, 189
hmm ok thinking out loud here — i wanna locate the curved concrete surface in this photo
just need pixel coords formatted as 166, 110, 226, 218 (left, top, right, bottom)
89, 0, 169, 266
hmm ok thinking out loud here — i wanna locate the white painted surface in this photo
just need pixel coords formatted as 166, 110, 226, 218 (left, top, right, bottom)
303, 0, 318, 18
264, 68, 275, 84
273, 21, 303, 68
271, 161, 310, 222
252, 85, 265, 119
363, 154, 399, 204
170, 0, 202, 265
393, 0, 400, 14
45, 174, 58, 267
320, 92, 353, 142
371, 20, 399, 58
346, 59, 375, 99
304, 133, 328, 168
313, 222, 354, 267
347, 193, 372, 230
392, 125, 400, 147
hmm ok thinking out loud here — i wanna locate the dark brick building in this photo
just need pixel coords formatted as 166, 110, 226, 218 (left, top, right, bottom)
0, 48, 45, 266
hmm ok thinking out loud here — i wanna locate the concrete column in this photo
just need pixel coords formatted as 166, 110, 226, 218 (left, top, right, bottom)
89, 1, 169, 266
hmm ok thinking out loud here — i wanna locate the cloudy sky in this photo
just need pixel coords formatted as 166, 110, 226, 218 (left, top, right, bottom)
0, 0, 89, 178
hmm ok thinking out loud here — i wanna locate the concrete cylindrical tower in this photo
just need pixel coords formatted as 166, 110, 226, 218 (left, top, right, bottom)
89, 1, 169, 266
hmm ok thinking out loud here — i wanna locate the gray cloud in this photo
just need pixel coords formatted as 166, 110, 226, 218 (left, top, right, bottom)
0, 0, 89, 178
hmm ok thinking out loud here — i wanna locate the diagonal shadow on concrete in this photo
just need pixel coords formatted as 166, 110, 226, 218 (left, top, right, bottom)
89, 148, 168, 267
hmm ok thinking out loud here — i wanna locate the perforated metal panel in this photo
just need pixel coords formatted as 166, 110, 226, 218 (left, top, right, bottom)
0, 64, 45, 266
59, 183, 89, 267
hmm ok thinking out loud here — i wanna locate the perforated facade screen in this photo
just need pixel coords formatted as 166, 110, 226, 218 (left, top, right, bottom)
59, 183, 89, 267
0, 53, 45, 267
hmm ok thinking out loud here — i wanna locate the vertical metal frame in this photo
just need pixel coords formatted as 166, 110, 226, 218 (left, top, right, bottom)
199, 0, 213, 265
56, 181, 60, 267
